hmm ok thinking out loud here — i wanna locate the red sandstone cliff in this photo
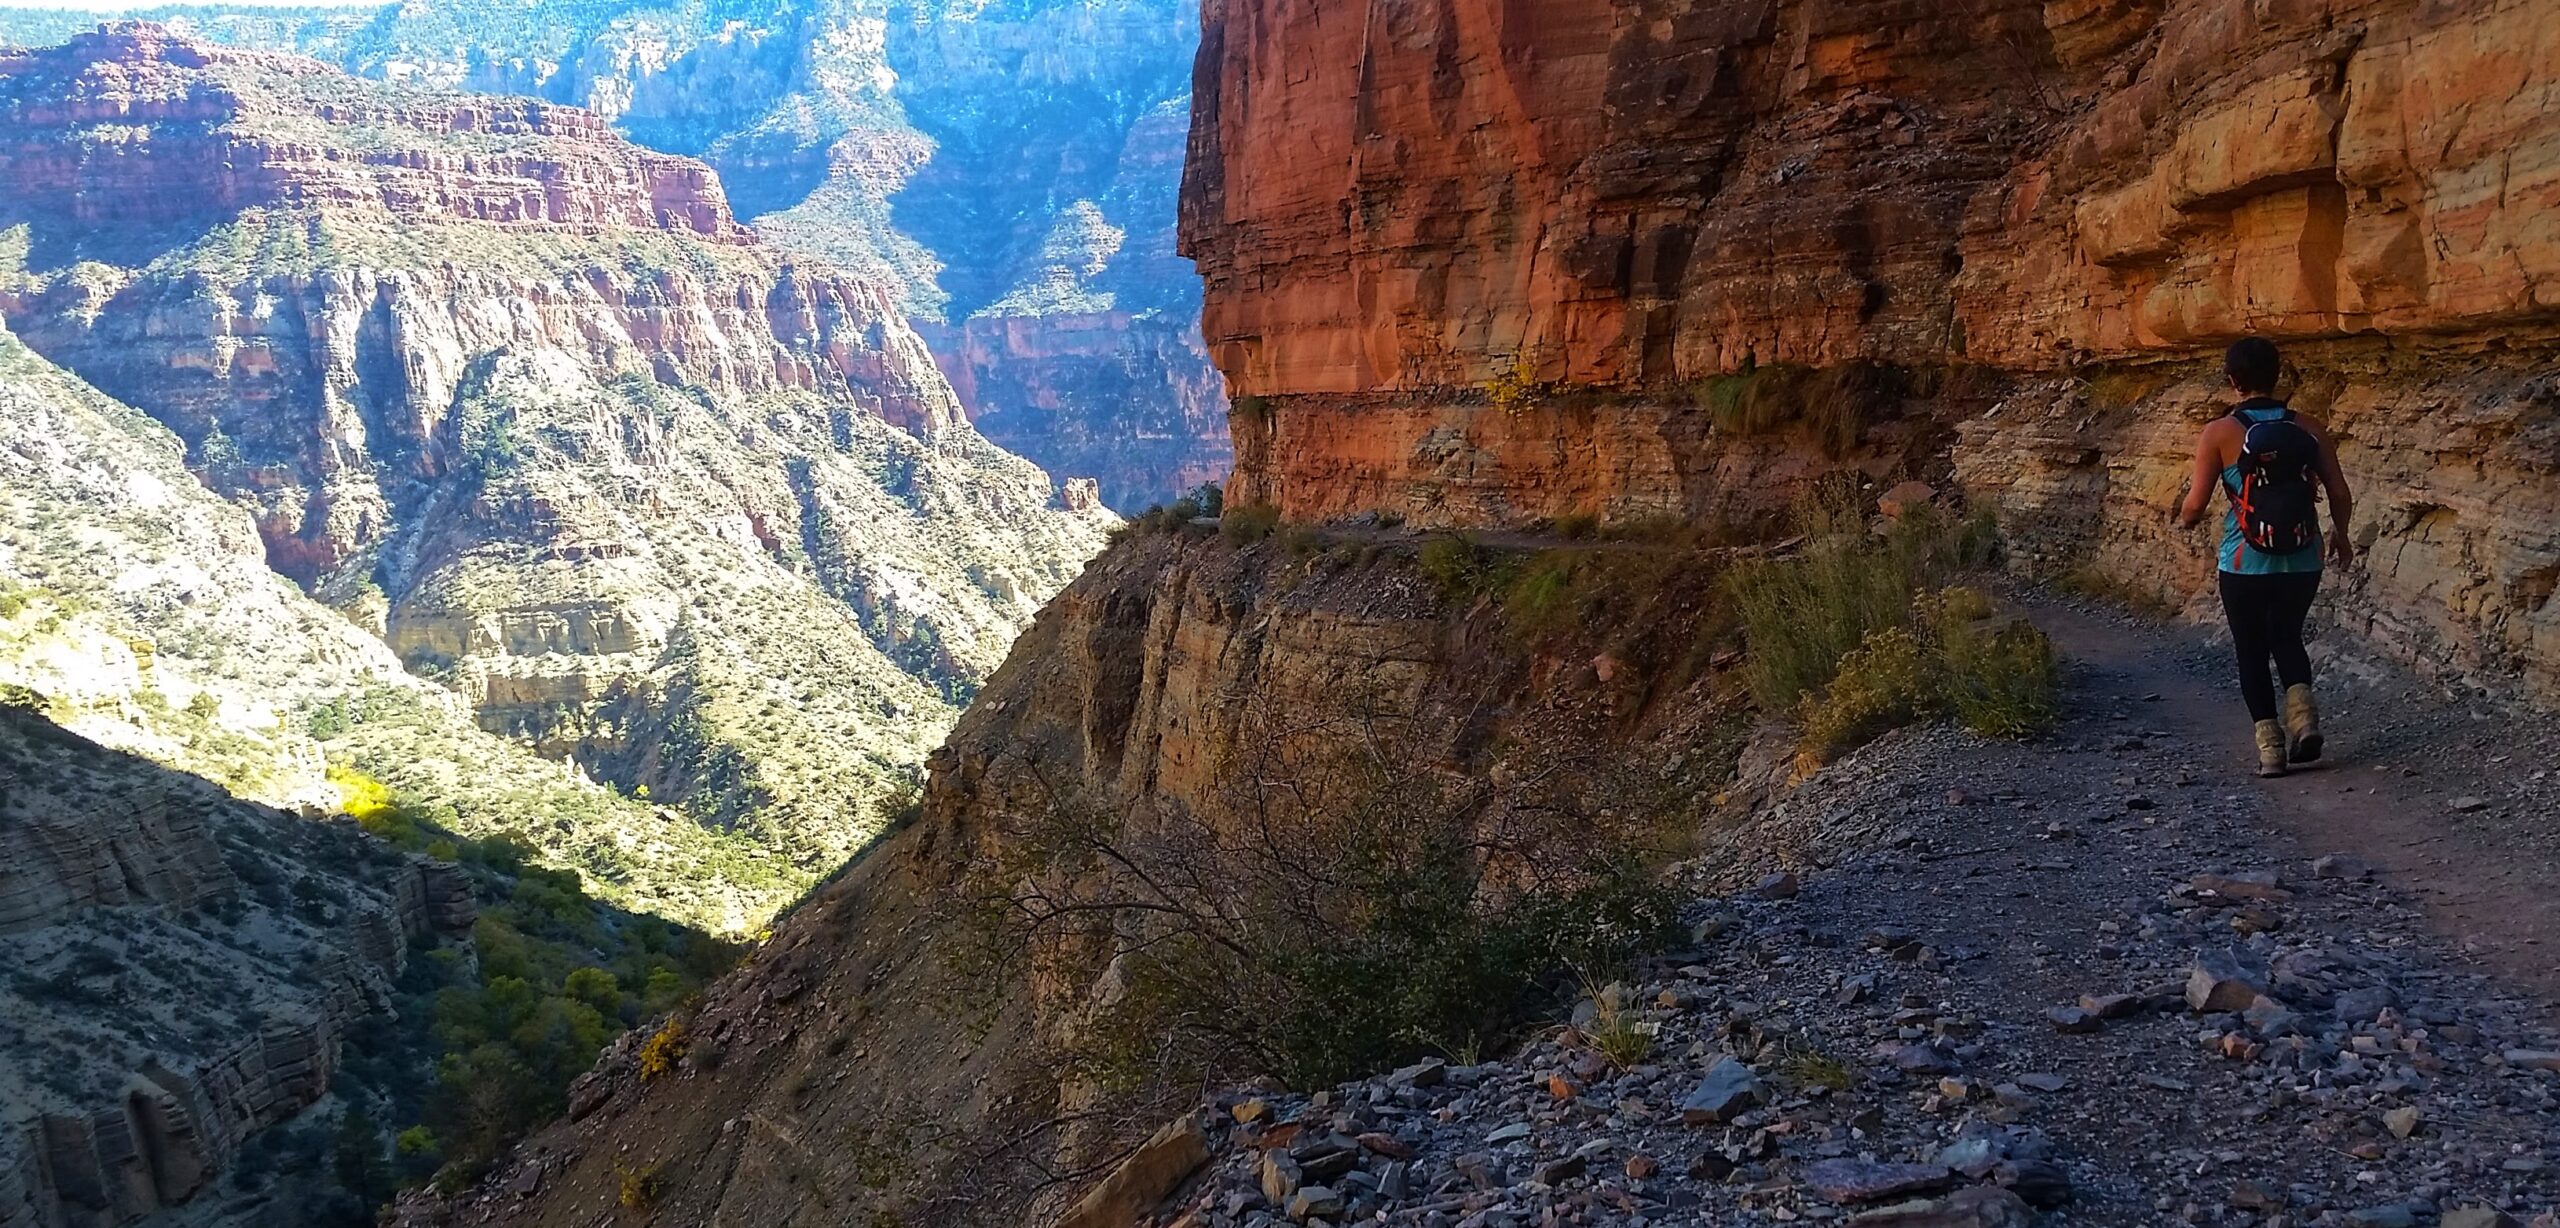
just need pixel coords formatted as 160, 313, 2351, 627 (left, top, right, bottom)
0, 24, 745, 245
1181, 0, 2560, 690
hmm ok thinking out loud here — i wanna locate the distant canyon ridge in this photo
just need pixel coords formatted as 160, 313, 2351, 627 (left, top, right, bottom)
0, 0, 1229, 514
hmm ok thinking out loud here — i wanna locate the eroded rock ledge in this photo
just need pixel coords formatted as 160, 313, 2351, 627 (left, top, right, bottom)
1179, 0, 2560, 691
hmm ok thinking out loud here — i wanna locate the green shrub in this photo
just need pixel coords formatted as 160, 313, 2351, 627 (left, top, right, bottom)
1418, 535, 1515, 602
1278, 524, 1324, 557
1501, 555, 1581, 635
1692, 361, 1905, 458
637, 1018, 688, 1080
1796, 587, 2058, 762
1722, 493, 2041, 760
1775, 1041, 1856, 1092
1174, 482, 1224, 521
1221, 503, 1281, 545
1725, 498, 1997, 709
1726, 539, 1915, 711
1929, 593, 2059, 738
1797, 625, 1933, 760
1577, 981, 1654, 1071
616, 1162, 661, 1211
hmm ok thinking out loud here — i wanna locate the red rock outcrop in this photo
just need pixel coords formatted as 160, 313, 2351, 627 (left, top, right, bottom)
0, 24, 746, 244
925, 309, 1231, 512
0, 24, 970, 586
1181, 0, 2560, 689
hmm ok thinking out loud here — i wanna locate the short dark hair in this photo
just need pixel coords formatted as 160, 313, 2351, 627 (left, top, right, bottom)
2224, 337, 2281, 394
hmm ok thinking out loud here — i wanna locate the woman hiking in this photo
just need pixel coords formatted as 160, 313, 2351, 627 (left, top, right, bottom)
2176, 337, 2356, 777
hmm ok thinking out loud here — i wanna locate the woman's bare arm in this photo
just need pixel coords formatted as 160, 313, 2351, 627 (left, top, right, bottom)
2300, 415, 2356, 564
2177, 419, 2228, 528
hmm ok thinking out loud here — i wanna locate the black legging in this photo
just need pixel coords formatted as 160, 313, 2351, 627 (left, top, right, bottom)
2218, 571, 2321, 722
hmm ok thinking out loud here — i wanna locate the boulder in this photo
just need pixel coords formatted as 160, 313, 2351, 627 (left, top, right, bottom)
1804, 1159, 1954, 1204
1056, 1113, 1211, 1228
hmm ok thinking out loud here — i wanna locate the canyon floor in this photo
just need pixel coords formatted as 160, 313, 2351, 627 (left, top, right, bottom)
1157, 590, 2560, 1227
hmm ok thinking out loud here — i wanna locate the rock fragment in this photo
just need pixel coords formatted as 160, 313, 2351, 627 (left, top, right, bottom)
1804, 1159, 1954, 1204
1386, 1058, 1446, 1088
2045, 1005, 2101, 1034
1284, 1185, 1344, 1220
2187, 948, 2272, 1013
1680, 1056, 1766, 1124
1847, 1186, 2034, 1227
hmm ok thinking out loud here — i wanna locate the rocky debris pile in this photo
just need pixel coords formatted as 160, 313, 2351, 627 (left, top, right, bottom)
1146, 683, 2560, 1225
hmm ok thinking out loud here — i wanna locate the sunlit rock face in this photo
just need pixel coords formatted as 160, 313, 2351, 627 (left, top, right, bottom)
1179, 0, 2560, 691
0, 0, 1233, 511
0, 25, 1117, 922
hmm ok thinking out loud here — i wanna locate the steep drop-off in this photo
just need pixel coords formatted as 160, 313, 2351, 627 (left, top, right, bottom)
0, 313, 794, 928
401, 527, 1745, 1228
0, 704, 473, 1228
0, 0, 1232, 511
399, 0, 2560, 1224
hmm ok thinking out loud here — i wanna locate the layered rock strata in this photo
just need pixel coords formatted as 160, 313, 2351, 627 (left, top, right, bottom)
0, 26, 1115, 901
0, 707, 471, 1228
397, 526, 1742, 1227
0, 298, 798, 931
1180, 0, 2560, 690
0, 0, 1236, 511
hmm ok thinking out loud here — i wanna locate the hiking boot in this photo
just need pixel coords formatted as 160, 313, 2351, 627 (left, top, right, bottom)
2284, 683, 2323, 763
2253, 720, 2290, 778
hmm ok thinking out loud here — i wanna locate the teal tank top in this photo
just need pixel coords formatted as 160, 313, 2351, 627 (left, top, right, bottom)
2219, 401, 2323, 576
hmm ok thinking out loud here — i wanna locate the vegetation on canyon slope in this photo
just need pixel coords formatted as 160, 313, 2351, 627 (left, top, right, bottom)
960, 723, 1687, 1093
943, 489, 2058, 1113
326, 766, 738, 1198
0, 326, 808, 930
1723, 499, 2057, 760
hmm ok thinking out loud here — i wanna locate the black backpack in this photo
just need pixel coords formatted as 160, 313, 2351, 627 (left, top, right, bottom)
2222, 405, 2322, 555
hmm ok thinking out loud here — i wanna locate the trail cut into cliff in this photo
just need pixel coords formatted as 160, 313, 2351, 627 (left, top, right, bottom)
382, 0, 2560, 1224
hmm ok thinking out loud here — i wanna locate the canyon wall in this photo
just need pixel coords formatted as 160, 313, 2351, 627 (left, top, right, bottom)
1181, 0, 2560, 691
397, 525, 1738, 1228
0, 26, 1115, 920
318, 2, 2560, 1224
0, 706, 472, 1228
0, 0, 1235, 511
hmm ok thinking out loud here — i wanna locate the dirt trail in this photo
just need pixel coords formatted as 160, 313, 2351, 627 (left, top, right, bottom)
2029, 594, 2560, 1013
1163, 587, 2560, 1225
